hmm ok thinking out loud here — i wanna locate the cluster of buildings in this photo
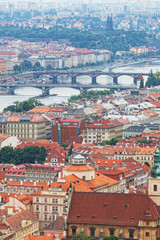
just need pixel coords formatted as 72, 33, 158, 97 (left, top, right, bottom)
0, 39, 112, 74
0, 76, 160, 239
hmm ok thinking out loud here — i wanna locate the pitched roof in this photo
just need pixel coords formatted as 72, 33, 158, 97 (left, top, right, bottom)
63, 164, 94, 172
88, 172, 119, 189
44, 215, 65, 230
6, 209, 37, 231
51, 174, 93, 192
68, 192, 159, 226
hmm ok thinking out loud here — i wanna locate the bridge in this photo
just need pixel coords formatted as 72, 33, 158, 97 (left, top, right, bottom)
0, 71, 149, 95
0, 83, 138, 95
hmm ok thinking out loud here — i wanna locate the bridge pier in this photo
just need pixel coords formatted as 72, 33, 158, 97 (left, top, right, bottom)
113, 76, 118, 85
71, 76, 76, 84
42, 87, 50, 96
7, 86, 14, 95
92, 76, 97, 84
134, 77, 137, 85
51, 76, 57, 84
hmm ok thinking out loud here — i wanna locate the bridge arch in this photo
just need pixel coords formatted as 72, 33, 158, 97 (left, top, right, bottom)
76, 75, 92, 85
117, 75, 135, 86
96, 74, 113, 85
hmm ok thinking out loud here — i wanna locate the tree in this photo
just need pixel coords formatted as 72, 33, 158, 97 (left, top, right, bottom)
103, 236, 119, 240
0, 146, 47, 165
33, 61, 44, 71
136, 139, 152, 145
100, 138, 118, 146
145, 162, 150, 167
3, 98, 43, 112
62, 143, 68, 149
46, 64, 53, 70
72, 233, 89, 240
20, 60, 32, 72
68, 144, 73, 156
0, 146, 15, 163
14, 64, 21, 72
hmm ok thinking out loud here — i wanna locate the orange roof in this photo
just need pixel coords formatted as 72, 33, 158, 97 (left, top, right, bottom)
50, 174, 93, 192
151, 102, 160, 108
7, 116, 21, 122
0, 134, 9, 142
16, 194, 32, 205
24, 236, 55, 240
93, 158, 123, 168
143, 109, 159, 116
63, 164, 94, 172
136, 146, 156, 154
88, 172, 119, 189
27, 106, 51, 113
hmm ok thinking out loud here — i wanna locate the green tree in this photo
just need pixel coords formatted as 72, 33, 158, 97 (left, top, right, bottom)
145, 162, 150, 167
20, 60, 32, 72
100, 138, 118, 146
33, 61, 44, 71
136, 139, 152, 145
62, 143, 68, 149
14, 64, 21, 72
3, 98, 43, 112
103, 236, 119, 240
46, 64, 53, 70
0, 146, 47, 165
0, 146, 15, 163
68, 143, 73, 156
72, 233, 89, 240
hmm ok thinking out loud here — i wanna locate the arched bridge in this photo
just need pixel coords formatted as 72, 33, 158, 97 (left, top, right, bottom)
0, 71, 149, 95
9, 70, 149, 85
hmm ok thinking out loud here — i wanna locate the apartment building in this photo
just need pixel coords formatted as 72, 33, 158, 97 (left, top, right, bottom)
82, 119, 123, 144
5, 163, 61, 183
32, 186, 69, 229
52, 119, 86, 145
0, 114, 51, 140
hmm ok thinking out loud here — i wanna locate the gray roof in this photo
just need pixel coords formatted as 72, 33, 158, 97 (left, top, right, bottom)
123, 125, 147, 132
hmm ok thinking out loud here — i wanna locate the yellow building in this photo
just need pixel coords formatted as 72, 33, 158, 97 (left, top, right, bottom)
67, 192, 160, 240
3, 209, 39, 240
149, 145, 160, 206
135, 146, 155, 167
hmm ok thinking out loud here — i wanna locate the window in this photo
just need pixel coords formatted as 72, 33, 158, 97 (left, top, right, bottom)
44, 215, 47, 220
36, 197, 39, 202
82, 176, 86, 180
129, 229, 134, 238
90, 227, 95, 237
71, 226, 77, 235
146, 221, 149, 226
154, 185, 157, 191
146, 232, 149, 237
44, 198, 47, 203
109, 228, 115, 236
52, 206, 58, 212
44, 206, 47, 211
36, 205, 39, 211
52, 198, 58, 203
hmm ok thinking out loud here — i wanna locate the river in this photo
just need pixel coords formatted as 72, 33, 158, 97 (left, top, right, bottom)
0, 59, 160, 112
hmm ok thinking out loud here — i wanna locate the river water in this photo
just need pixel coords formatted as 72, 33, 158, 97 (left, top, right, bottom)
0, 60, 160, 112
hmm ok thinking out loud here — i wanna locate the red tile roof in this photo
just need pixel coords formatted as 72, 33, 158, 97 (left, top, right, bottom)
68, 192, 159, 226
6, 209, 37, 231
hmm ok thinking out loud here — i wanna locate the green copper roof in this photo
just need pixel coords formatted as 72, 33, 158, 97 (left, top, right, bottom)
150, 144, 160, 178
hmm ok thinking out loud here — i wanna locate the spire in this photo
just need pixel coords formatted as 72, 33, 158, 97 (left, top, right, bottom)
150, 143, 160, 178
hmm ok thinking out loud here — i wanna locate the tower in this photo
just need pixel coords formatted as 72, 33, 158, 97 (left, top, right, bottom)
106, 15, 113, 31
149, 144, 160, 205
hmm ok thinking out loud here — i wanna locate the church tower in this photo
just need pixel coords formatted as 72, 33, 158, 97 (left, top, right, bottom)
149, 144, 160, 205
106, 15, 113, 31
